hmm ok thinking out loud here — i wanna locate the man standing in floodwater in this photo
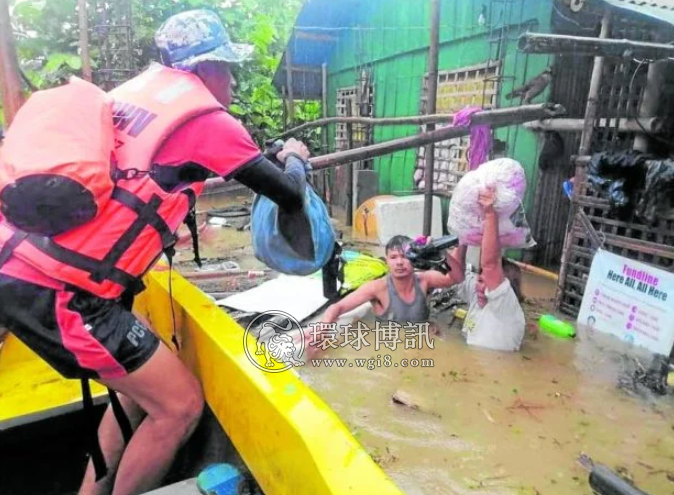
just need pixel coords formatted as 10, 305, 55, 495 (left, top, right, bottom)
451, 186, 526, 352
318, 235, 465, 327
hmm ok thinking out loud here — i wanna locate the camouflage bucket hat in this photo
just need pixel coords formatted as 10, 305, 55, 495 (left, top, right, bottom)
155, 9, 254, 71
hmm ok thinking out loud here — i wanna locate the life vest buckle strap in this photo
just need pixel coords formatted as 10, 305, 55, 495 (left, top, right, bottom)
25, 234, 137, 288
111, 167, 152, 182
111, 189, 176, 248
0, 230, 29, 270
88, 190, 175, 284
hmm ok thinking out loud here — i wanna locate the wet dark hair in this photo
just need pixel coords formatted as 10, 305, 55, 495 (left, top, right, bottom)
385, 235, 412, 254
502, 258, 524, 303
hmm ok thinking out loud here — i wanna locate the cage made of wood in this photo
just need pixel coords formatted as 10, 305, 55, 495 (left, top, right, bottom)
556, 156, 674, 317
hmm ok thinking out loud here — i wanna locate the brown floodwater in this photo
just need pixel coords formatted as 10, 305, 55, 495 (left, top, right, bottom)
191, 193, 674, 495
297, 291, 674, 495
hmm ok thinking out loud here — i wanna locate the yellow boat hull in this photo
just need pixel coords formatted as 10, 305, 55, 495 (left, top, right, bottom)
0, 268, 405, 495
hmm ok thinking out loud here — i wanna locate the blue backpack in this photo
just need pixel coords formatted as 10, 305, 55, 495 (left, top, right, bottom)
250, 173, 336, 276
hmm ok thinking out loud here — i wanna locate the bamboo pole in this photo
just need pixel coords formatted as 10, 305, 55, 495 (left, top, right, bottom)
509, 259, 559, 282
0, 0, 25, 126
518, 32, 674, 60
556, 13, 611, 311
321, 62, 332, 216
309, 103, 566, 170
276, 114, 458, 139
78, 0, 92, 82
579, 14, 611, 156
423, 0, 441, 237
524, 117, 663, 134
203, 103, 566, 191
180, 269, 273, 281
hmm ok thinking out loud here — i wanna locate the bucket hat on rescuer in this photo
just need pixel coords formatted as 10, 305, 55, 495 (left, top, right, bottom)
154, 9, 254, 71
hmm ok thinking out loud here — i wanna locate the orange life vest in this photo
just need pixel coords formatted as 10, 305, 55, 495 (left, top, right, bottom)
0, 64, 224, 299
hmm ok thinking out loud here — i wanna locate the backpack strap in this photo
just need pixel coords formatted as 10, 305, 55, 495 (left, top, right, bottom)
81, 378, 108, 481
108, 387, 133, 444
180, 189, 201, 268
321, 242, 343, 301
80, 380, 135, 483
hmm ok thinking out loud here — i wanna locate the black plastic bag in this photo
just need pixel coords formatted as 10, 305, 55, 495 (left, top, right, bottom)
635, 159, 674, 225
587, 151, 651, 220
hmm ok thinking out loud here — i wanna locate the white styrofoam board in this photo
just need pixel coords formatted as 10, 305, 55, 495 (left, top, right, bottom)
216, 274, 328, 323
374, 195, 443, 245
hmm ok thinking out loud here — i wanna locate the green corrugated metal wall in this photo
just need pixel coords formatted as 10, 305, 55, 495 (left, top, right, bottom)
325, 0, 553, 217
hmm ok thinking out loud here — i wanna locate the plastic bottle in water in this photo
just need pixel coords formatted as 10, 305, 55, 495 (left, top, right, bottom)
538, 314, 576, 339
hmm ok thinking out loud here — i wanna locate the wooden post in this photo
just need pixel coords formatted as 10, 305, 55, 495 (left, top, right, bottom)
281, 86, 288, 132
423, 0, 441, 236
284, 53, 296, 125
322, 62, 332, 216
0, 0, 25, 126
78, 0, 93, 82
346, 104, 354, 227
556, 12, 610, 311
633, 61, 668, 152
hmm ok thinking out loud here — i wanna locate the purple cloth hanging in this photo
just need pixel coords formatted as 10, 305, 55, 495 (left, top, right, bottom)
452, 106, 492, 171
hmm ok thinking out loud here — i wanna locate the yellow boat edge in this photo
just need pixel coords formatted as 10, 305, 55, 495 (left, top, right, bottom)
134, 267, 405, 495
0, 267, 405, 494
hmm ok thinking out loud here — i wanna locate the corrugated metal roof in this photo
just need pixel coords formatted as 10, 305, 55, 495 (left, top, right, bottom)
611, 0, 674, 8
600, 0, 674, 26
273, 0, 674, 99
272, 0, 358, 99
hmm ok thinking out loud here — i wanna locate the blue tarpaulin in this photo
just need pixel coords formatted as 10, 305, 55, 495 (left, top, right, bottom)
272, 0, 358, 99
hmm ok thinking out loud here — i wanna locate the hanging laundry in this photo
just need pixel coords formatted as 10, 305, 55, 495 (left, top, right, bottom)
452, 106, 492, 170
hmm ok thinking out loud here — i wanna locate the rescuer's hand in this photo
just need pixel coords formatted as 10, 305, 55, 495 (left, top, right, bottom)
277, 138, 310, 164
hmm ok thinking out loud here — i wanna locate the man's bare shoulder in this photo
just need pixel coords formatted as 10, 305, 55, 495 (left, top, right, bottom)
367, 276, 388, 296
348, 276, 387, 303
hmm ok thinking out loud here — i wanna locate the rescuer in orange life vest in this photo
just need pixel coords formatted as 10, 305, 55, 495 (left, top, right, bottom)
0, 9, 312, 495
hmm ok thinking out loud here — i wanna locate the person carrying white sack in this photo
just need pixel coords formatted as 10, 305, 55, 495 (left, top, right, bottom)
450, 186, 526, 351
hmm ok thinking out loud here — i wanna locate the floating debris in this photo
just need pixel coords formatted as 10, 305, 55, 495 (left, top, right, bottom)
617, 354, 672, 397
391, 390, 420, 410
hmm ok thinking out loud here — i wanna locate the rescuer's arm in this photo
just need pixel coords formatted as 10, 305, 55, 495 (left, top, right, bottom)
230, 139, 310, 212
230, 155, 306, 211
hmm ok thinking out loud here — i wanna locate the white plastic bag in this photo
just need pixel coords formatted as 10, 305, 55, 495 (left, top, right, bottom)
447, 158, 536, 249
